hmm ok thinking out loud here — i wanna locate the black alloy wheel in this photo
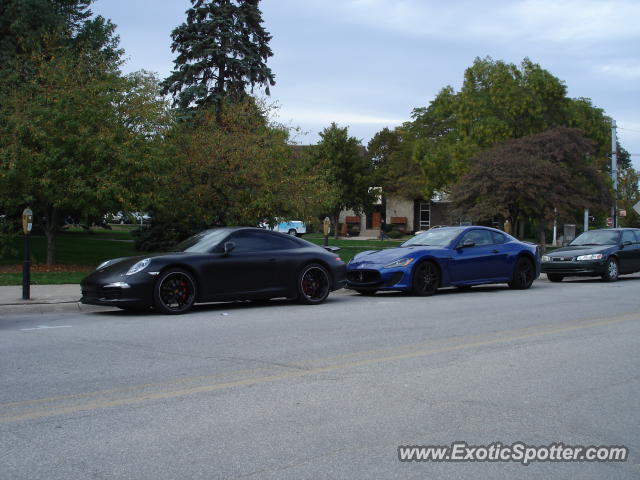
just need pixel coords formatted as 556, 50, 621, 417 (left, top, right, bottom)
154, 268, 197, 314
547, 274, 564, 282
412, 261, 439, 296
601, 257, 619, 282
297, 264, 331, 304
509, 257, 535, 289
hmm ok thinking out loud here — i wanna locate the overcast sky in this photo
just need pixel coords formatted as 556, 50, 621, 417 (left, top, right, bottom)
91, 0, 640, 166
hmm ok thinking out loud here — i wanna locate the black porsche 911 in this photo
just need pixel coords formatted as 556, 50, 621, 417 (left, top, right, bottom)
81, 227, 347, 314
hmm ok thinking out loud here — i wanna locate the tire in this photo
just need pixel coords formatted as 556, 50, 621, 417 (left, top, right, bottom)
297, 264, 331, 304
547, 274, 564, 283
411, 261, 439, 296
287, 229, 297, 236
355, 289, 377, 296
601, 257, 619, 282
153, 268, 197, 314
509, 257, 535, 290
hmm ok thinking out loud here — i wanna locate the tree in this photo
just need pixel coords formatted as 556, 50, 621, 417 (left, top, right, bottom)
450, 128, 611, 244
313, 123, 373, 237
367, 127, 425, 199
139, 99, 335, 249
161, 0, 275, 112
407, 57, 613, 198
615, 145, 640, 228
0, 8, 167, 263
0, 0, 92, 79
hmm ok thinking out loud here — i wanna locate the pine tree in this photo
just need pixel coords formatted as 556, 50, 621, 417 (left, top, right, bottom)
161, 0, 275, 111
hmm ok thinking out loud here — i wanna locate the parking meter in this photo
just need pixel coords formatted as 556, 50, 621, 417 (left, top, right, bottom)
22, 208, 33, 299
22, 208, 33, 234
323, 217, 331, 246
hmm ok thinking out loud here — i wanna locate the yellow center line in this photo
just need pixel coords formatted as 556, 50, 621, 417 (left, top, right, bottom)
1, 312, 637, 423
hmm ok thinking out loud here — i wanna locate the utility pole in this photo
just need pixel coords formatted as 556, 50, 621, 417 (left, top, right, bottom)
611, 120, 618, 228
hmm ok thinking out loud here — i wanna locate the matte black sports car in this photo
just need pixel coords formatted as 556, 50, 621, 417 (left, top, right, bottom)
541, 228, 640, 282
81, 227, 347, 314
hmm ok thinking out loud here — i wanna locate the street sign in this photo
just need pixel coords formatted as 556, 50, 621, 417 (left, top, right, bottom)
634, 201, 640, 216
619, 209, 627, 217
607, 217, 614, 227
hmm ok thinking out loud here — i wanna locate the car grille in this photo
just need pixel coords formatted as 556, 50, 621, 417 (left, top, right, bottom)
552, 256, 574, 262
99, 286, 123, 300
347, 269, 381, 286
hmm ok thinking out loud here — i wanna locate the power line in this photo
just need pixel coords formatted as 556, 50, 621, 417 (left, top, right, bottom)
618, 126, 640, 134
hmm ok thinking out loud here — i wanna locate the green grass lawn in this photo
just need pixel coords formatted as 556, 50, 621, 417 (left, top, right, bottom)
303, 233, 405, 263
0, 229, 404, 286
0, 272, 89, 285
0, 227, 144, 286
1, 232, 141, 266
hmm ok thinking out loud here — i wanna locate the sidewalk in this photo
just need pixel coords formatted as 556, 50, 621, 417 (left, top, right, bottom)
0, 284, 96, 315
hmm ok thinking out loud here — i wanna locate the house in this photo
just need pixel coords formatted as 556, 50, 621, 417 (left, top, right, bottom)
339, 192, 471, 237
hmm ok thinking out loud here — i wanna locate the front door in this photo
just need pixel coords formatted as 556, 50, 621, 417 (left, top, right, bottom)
372, 211, 381, 229
449, 229, 510, 283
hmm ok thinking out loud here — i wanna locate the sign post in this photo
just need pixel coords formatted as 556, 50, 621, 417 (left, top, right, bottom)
22, 208, 33, 300
323, 217, 331, 247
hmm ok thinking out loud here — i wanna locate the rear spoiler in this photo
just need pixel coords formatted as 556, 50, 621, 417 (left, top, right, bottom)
323, 246, 341, 253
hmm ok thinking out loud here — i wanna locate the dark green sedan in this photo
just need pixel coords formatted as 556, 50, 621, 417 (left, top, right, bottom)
541, 228, 640, 282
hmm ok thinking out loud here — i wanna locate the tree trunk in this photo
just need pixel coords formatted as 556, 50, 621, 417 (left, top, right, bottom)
537, 219, 546, 254
332, 211, 340, 239
43, 204, 58, 265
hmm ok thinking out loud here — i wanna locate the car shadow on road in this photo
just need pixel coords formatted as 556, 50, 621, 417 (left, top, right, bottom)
90, 295, 351, 317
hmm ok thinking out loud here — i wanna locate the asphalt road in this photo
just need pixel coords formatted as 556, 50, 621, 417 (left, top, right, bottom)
1, 276, 639, 479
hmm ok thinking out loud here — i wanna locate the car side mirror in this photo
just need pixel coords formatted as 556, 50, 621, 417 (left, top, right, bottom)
461, 239, 475, 248
621, 240, 632, 248
223, 241, 236, 255
323, 246, 340, 253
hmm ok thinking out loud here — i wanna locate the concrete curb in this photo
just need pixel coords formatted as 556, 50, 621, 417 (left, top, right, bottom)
1, 301, 112, 316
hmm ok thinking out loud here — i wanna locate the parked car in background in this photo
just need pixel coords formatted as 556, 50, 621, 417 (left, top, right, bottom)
81, 227, 346, 314
260, 220, 307, 236
131, 212, 152, 224
541, 228, 640, 282
347, 226, 540, 296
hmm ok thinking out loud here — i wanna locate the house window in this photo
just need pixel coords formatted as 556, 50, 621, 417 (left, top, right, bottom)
419, 202, 430, 230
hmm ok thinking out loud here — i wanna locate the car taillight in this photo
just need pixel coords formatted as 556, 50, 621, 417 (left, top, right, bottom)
335, 256, 342, 262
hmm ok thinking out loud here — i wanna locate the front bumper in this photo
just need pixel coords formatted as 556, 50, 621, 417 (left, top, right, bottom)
541, 260, 606, 276
346, 267, 410, 291
80, 273, 153, 309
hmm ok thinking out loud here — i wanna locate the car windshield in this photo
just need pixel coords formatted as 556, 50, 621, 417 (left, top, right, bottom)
171, 229, 230, 253
569, 230, 620, 246
401, 228, 462, 247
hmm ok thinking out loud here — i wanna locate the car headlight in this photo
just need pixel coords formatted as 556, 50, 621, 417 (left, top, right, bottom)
384, 258, 414, 269
576, 254, 604, 261
126, 258, 151, 275
541, 255, 551, 262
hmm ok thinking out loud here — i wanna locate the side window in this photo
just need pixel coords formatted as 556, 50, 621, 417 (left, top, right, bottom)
460, 229, 494, 247
634, 231, 640, 244
622, 230, 635, 244
228, 231, 300, 253
491, 231, 507, 245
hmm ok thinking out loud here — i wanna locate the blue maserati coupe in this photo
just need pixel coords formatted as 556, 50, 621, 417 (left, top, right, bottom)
346, 226, 540, 296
